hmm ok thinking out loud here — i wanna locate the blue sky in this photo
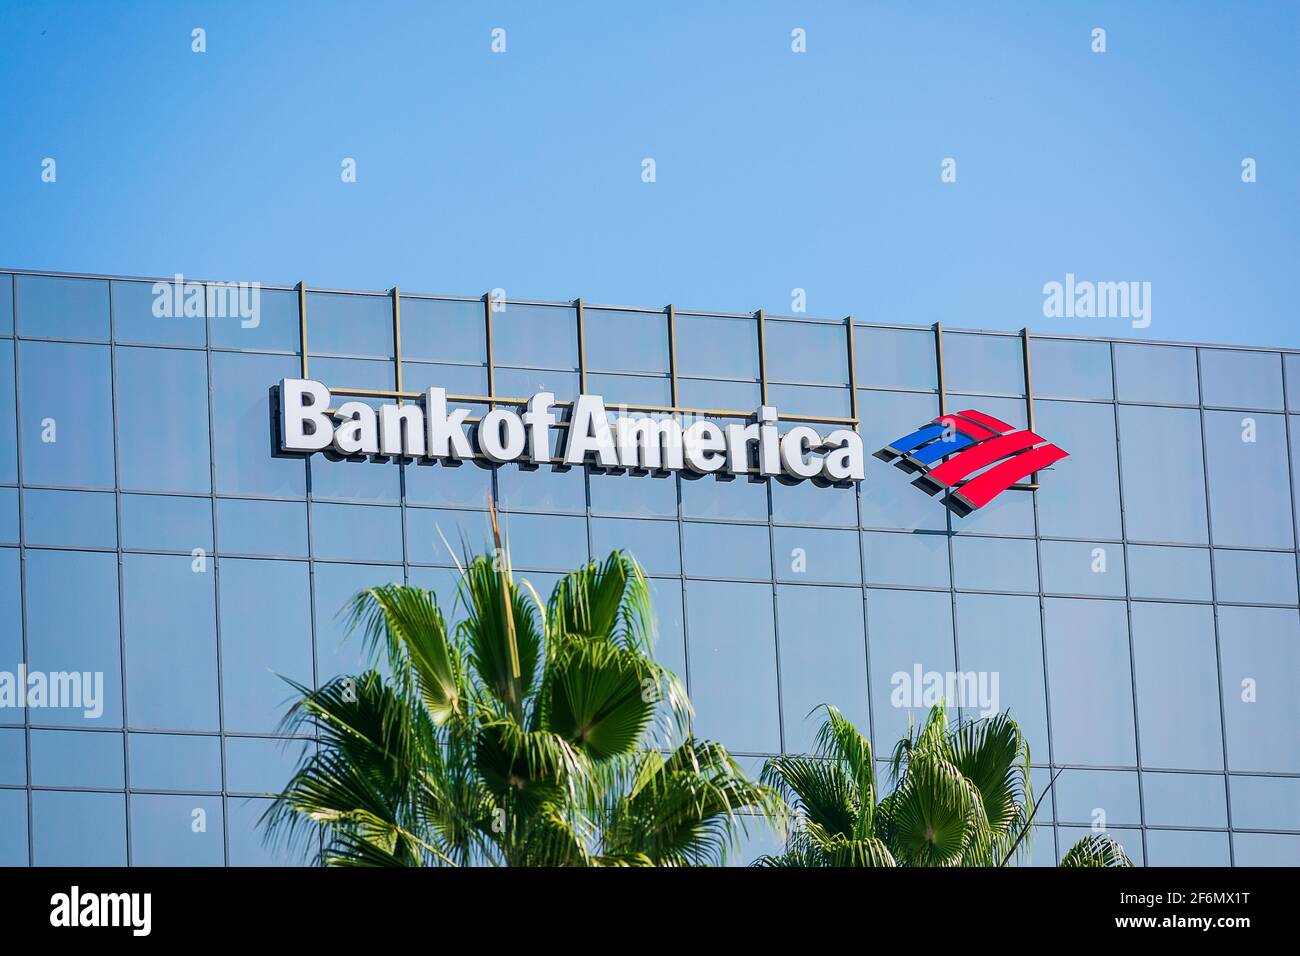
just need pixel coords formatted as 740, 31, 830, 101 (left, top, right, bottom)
0, 0, 1295, 347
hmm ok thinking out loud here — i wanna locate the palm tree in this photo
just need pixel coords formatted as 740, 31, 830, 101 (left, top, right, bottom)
754, 705, 1132, 867
263, 508, 783, 866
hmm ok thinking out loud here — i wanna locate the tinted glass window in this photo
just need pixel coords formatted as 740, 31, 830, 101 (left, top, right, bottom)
866, 589, 955, 753
310, 502, 403, 563
863, 531, 950, 588
121, 494, 212, 553
685, 580, 780, 754
680, 474, 767, 522
210, 286, 300, 352
1113, 344, 1199, 404
675, 315, 758, 380
1213, 548, 1297, 605
492, 304, 577, 369
19, 341, 115, 488
212, 352, 305, 497
1229, 775, 1300, 830
682, 521, 771, 580
217, 498, 308, 557
766, 320, 848, 385
1199, 348, 1283, 410
1131, 602, 1223, 770
1053, 769, 1141, 825
1034, 400, 1122, 540
590, 517, 680, 576
128, 732, 222, 791
1043, 598, 1135, 766
1126, 545, 1212, 601
0, 273, 12, 335
1040, 540, 1125, 597
952, 537, 1038, 592
112, 279, 206, 347
853, 326, 936, 391
1145, 830, 1230, 867
776, 584, 868, 754
117, 346, 211, 493
400, 297, 486, 364
499, 512, 588, 571
313, 562, 404, 686
589, 470, 678, 517
306, 292, 393, 358
497, 463, 586, 513
770, 479, 857, 527
772, 526, 860, 585
1030, 339, 1113, 400
130, 793, 224, 866
585, 309, 669, 374
23, 488, 116, 548
1218, 606, 1300, 773
0, 341, 16, 483
29, 729, 123, 789
1117, 405, 1208, 544
17, 275, 109, 340
123, 553, 220, 731
1141, 770, 1227, 827
1203, 410, 1293, 549
942, 332, 1024, 395
857, 390, 945, 532
31, 791, 126, 866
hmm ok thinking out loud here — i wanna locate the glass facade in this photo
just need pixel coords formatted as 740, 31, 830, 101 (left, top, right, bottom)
0, 269, 1298, 868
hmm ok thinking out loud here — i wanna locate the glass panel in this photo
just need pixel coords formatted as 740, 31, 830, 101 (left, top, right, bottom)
0, 488, 13, 544
31, 791, 126, 866
676, 379, 760, 410
0, 273, 11, 335
24, 488, 116, 548
217, 498, 308, 557
1131, 602, 1223, 770
497, 463, 586, 513
499, 512, 588, 571
117, 346, 212, 492
1126, 545, 1212, 602
25, 549, 122, 727
1117, 405, 1209, 544
130, 794, 224, 866
227, 795, 310, 866
766, 383, 851, 417
405, 507, 494, 566
953, 593, 1048, 761
590, 517, 680, 576
1034, 400, 1122, 539
1141, 771, 1227, 827
16, 275, 109, 340
588, 373, 672, 408
19, 341, 115, 488
588, 471, 677, 517
1204, 410, 1293, 549
1053, 769, 1141, 825
404, 459, 493, 509
402, 361, 488, 397
1029, 339, 1113, 400
866, 589, 956, 753
111, 279, 206, 347
0, 549, 20, 674
1199, 348, 1283, 410
1229, 775, 1300, 830
29, 729, 124, 788
863, 531, 950, 588
946, 393, 1028, 430
121, 494, 212, 553
123, 553, 220, 731
680, 473, 767, 521
1233, 832, 1300, 866
306, 291, 393, 358
1043, 598, 1136, 766
0, 790, 25, 866
776, 584, 868, 754
128, 732, 222, 791
766, 320, 848, 385
314, 562, 404, 685
400, 297, 486, 364
857, 390, 945, 532
584, 309, 669, 374
1056, 826, 1143, 866
770, 479, 857, 527
682, 521, 771, 580
308, 408, 402, 503
1218, 606, 1300, 773
1145, 830, 1230, 867
951, 537, 1038, 592
218, 558, 313, 734
951, 495, 1034, 543
211, 286, 300, 352
0, 341, 15, 483
212, 352, 306, 497
226, 735, 311, 793
675, 314, 758, 379
491, 304, 577, 369
942, 332, 1024, 395
0, 728, 23, 783
685, 580, 780, 754
853, 326, 936, 391
772, 526, 860, 585
1213, 549, 1297, 604
310, 502, 403, 563
1039, 540, 1126, 597
1113, 343, 1199, 405
310, 355, 394, 391
493, 368, 579, 402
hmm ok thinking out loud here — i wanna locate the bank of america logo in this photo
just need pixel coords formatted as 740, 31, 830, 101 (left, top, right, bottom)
874, 409, 1068, 516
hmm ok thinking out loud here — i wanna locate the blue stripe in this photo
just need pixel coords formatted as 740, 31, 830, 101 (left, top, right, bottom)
911, 432, 974, 465
885, 423, 945, 455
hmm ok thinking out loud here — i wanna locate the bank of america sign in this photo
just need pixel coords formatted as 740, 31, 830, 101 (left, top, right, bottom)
277, 379, 866, 483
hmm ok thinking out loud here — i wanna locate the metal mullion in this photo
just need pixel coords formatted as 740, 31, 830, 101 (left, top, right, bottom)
575, 298, 586, 395
297, 282, 309, 379
108, 283, 132, 866
756, 310, 768, 407
667, 305, 679, 410
10, 318, 33, 864
483, 294, 495, 407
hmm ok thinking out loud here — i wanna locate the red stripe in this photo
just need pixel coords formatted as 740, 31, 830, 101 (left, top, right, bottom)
953, 409, 1014, 434
925, 430, 1045, 487
937, 413, 997, 441
952, 444, 1069, 510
